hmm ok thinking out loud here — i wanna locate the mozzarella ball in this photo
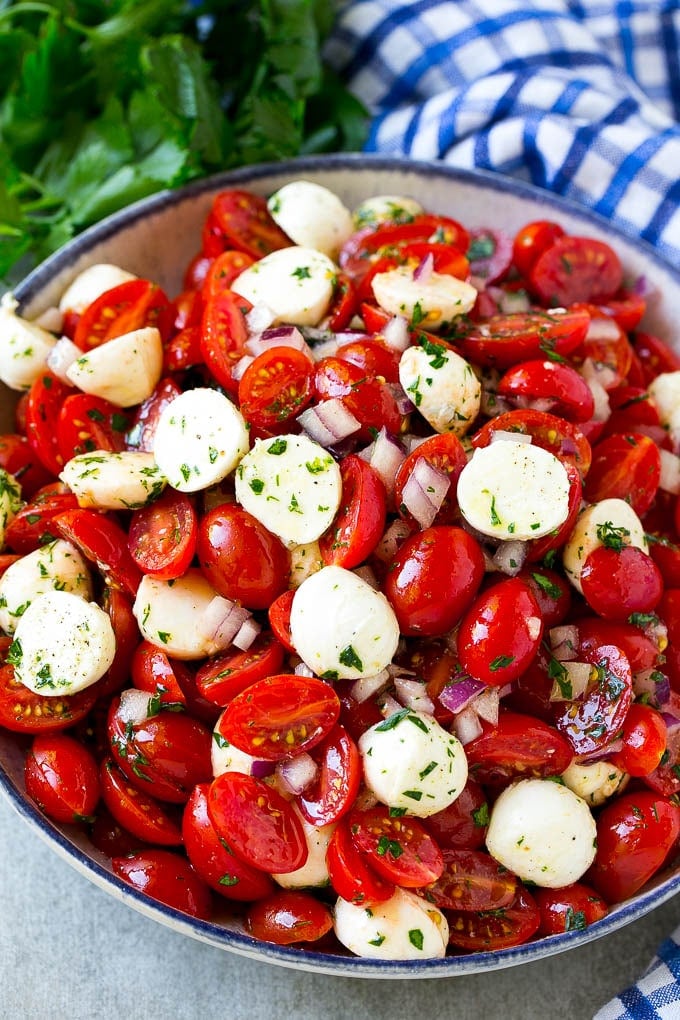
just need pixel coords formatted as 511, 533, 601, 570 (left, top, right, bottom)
133, 570, 229, 660
58, 264, 136, 315
212, 714, 265, 777
290, 565, 399, 679
334, 888, 448, 960
288, 540, 324, 588
399, 343, 481, 435
0, 540, 92, 635
66, 326, 163, 407
486, 779, 597, 888
561, 760, 628, 808
11, 590, 115, 695
562, 498, 647, 594
60, 450, 166, 510
273, 809, 335, 889
648, 370, 680, 432
359, 710, 467, 817
232, 246, 337, 327
267, 181, 353, 259
0, 469, 21, 550
0, 305, 57, 391
352, 195, 424, 228
373, 265, 477, 330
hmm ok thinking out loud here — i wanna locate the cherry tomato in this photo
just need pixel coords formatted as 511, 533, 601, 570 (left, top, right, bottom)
326, 818, 395, 905
182, 783, 274, 901
584, 433, 660, 516
314, 356, 403, 441
587, 791, 680, 904
497, 359, 595, 423
457, 577, 544, 686
534, 883, 608, 935
383, 526, 485, 637
218, 674, 340, 761
5, 483, 79, 555
125, 378, 182, 452
618, 703, 667, 777
208, 770, 308, 873
132, 641, 192, 708
337, 338, 401, 384
529, 235, 622, 306
348, 804, 444, 888
0, 663, 97, 734
465, 711, 573, 785
423, 778, 489, 851
581, 545, 663, 621
128, 488, 198, 581
577, 618, 661, 674
454, 309, 590, 369
57, 394, 128, 460
319, 455, 386, 569
422, 850, 518, 911
326, 272, 359, 331
594, 290, 647, 333
73, 279, 173, 350
202, 189, 291, 259
571, 313, 633, 388
340, 215, 470, 280
90, 805, 143, 857
267, 589, 296, 653
447, 885, 541, 951
246, 890, 333, 946
634, 331, 680, 386
602, 386, 662, 439
200, 289, 251, 394
472, 408, 592, 478
98, 587, 140, 699
201, 249, 255, 299
24, 733, 100, 823
100, 758, 182, 845
512, 220, 565, 277
238, 347, 314, 430
395, 433, 468, 527
195, 633, 286, 707
297, 724, 361, 826
24, 372, 72, 475
552, 643, 633, 755
55, 508, 142, 598
0, 433, 52, 499
163, 325, 204, 373
112, 849, 212, 919
108, 695, 213, 803
518, 568, 572, 628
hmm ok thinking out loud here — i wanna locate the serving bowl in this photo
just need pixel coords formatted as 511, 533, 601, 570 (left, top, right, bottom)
1, 154, 679, 978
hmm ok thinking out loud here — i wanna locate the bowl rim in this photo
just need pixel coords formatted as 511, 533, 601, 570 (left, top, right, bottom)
4, 152, 680, 977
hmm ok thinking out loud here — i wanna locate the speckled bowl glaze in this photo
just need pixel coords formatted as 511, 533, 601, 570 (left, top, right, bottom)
1, 154, 679, 978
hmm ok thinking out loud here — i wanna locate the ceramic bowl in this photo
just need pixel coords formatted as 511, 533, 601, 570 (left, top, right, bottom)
1, 154, 679, 978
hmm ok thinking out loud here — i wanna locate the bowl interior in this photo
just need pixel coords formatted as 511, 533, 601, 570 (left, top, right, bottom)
1, 154, 679, 977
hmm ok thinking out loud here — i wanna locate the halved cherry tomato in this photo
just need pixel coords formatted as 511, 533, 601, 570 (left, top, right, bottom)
90, 805, 143, 857
201, 250, 255, 300
395, 433, 468, 527
457, 577, 544, 686
453, 309, 590, 369
602, 386, 661, 439
162, 325, 203, 373
529, 235, 622, 306
383, 525, 485, 637
337, 338, 401, 383
0, 663, 97, 734
195, 633, 286, 707
131, 641, 190, 708
314, 356, 403, 441
24, 733, 100, 823
472, 408, 592, 478
446, 885, 541, 951
584, 433, 660, 516
113, 849, 212, 919
634, 331, 680, 386
512, 220, 565, 277
98, 587, 140, 699
129, 488, 198, 581
348, 804, 444, 888
200, 289, 251, 394
239, 348, 314, 433
422, 778, 489, 851
587, 791, 680, 904
208, 770, 307, 873
552, 643, 633, 756
202, 189, 291, 260
465, 711, 573, 786
577, 619, 661, 675
24, 372, 72, 475
5, 483, 79, 555
518, 567, 572, 628
593, 289, 647, 333
340, 215, 470, 279
421, 850, 517, 911
326, 817, 395, 905
570, 314, 633, 388
0, 433, 51, 499
267, 589, 296, 654
73, 279, 173, 350
534, 883, 608, 935
57, 394, 128, 460
55, 508, 142, 598
319, 455, 386, 569
218, 674, 340, 761
327, 272, 359, 332
497, 359, 595, 423
125, 378, 182, 452
246, 890, 334, 946
100, 758, 182, 845
182, 784, 275, 901
298, 724, 361, 826
581, 545, 663, 621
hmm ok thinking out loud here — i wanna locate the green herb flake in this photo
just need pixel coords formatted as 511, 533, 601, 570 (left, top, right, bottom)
338, 645, 363, 671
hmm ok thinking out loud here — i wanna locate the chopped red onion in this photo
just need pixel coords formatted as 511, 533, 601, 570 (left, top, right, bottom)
199, 596, 251, 655
549, 661, 592, 701
358, 427, 405, 498
245, 326, 313, 362
374, 519, 413, 563
549, 625, 580, 662
581, 357, 616, 407
404, 434, 430, 454
47, 336, 81, 383
294, 662, 315, 678
251, 759, 276, 779
472, 686, 500, 726
633, 274, 655, 299
498, 289, 531, 314
438, 674, 486, 714
335, 330, 370, 347
586, 317, 621, 342
232, 616, 261, 651
386, 382, 415, 417
401, 456, 450, 529
490, 430, 532, 445
661, 712, 680, 738
246, 303, 276, 334
659, 449, 680, 495
492, 540, 528, 576
452, 706, 484, 745
413, 252, 434, 283
380, 694, 403, 719
381, 315, 410, 352
118, 688, 155, 727
353, 565, 380, 590
276, 753, 319, 795
350, 669, 390, 704
481, 390, 513, 418
467, 229, 513, 284
633, 668, 671, 707
577, 738, 624, 764
394, 676, 435, 715
297, 398, 361, 447
231, 353, 255, 382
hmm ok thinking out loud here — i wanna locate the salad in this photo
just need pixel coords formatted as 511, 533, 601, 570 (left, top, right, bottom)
0, 178, 679, 961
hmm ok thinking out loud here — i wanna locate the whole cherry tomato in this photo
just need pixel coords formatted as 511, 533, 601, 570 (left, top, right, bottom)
113, 849, 212, 919
24, 733, 100, 823
319, 455, 386, 569
580, 545, 663, 621
512, 219, 565, 277
457, 577, 544, 686
129, 488, 198, 581
534, 883, 608, 935
246, 890, 333, 946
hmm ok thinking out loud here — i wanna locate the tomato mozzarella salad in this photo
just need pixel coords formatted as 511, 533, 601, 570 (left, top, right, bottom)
1, 179, 680, 961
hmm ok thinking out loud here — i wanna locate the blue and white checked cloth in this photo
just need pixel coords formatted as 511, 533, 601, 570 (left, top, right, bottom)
326, 2, 680, 1016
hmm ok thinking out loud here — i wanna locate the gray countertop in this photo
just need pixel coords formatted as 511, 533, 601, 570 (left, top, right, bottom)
1, 791, 677, 1020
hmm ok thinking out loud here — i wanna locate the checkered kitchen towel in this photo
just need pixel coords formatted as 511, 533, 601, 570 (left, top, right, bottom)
326, 2, 680, 1017
325, 0, 680, 268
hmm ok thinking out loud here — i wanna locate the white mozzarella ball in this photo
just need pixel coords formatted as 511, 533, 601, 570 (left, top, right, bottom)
267, 181, 353, 259
399, 343, 481, 435
561, 760, 628, 808
273, 808, 335, 889
0, 540, 92, 635
485, 778, 597, 888
333, 888, 448, 960
359, 710, 467, 817
562, 498, 647, 594
133, 569, 227, 661
0, 469, 21, 551
290, 565, 399, 679
235, 435, 341, 547
212, 715, 264, 777
11, 590, 115, 695
352, 195, 424, 228
153, 388, 249, 493
457, 440, 571, 541
66, 326, 163, 407
60, 450, 166, 510
372, 265, 477, 330
648, 370, 680, 430
288, 540, 324, 588
0, 305, 57, 391
58, 264, 136, 315
232, 246, 337, 326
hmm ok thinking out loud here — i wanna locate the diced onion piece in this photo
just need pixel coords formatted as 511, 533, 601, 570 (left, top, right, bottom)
380, 694, 403, 718
492, 540, 528, 576
661, 712, 680, 738
587, 317, 621, 342
438, 674, 486, 714
47, 336, 81, 383
117, 688, 156, 727
581, 356, 617, 397
276, 753, 319, 795
400, 456, 450, 529
550, 661, 592, 701
549, 625, 580, 661
393, 675, 435, 715
633, 668, 671, 707
350, 669, 390, 703
413, 252, 434, 283
373, 518, 414, 564
232, 616, 261, 651
245, 326, 313, 361
199, 596, 251, 654
310, 338, 339, 361
231, 354, 255, 382
353, 565, 380, 590
251, 759, 277, 779
294, 662, 315, 678
490, 430, 532, 445
451, 705, 483, 745
297, 398, 361, 447
659, 448, 680, 495
577, 738, 624, 764
358, 427, 405, 498
381, 315, 410, 352
472, 686, 500, 726
498, 289, 531, 314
